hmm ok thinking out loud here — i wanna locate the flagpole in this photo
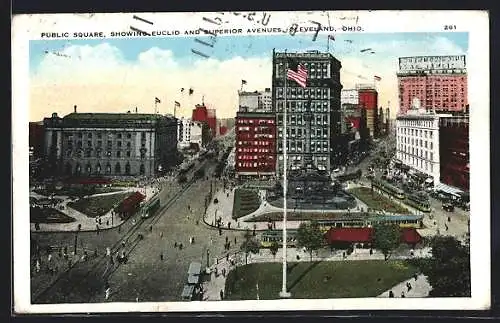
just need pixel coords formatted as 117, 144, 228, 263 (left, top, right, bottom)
280, 50, 291, 298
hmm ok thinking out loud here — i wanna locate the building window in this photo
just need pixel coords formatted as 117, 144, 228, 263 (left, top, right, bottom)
117, 151, 121, 158
87, 133, 92, 139
118, 134, 122, 139
118, 141, 122, 148
115, 163, 121, 174
140, 164, 145, 175
127, 133, 132, 139
126, 151, 131, 157
97, 133, 102, 139
87, 140, 92, 147
125, 162, 131, 175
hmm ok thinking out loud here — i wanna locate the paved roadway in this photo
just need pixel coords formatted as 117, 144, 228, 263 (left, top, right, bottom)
350, 137, 469, 240
32, 157, 245, 303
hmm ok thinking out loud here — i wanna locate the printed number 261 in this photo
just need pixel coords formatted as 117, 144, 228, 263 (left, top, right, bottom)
444, 25, 456, 30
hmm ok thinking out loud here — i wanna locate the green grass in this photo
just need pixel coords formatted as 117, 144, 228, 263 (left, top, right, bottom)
232, 189, 261, 219
67, 192, 132, 218
348, 187, 409, 213
225, 260, 418, 300
30, 207, 76, 224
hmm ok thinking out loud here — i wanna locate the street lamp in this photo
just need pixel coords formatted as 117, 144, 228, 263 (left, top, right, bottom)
206, 249, 210, 268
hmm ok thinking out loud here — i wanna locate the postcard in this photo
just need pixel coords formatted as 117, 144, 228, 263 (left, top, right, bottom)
12, 10, 490, 313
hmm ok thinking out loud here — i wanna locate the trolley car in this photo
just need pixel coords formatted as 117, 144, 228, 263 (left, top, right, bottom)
141, 194, 161, 218
259, 214, 424, 247
260, 230, 298, 248
405, 194, 431, 213
371, 178, 405, 199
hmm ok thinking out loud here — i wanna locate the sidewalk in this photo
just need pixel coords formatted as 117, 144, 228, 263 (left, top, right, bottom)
377, 274, 431, 298
201, 247, 432, 301
30, 185, 158, 232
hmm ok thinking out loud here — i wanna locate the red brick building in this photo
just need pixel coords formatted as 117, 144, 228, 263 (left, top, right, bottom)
219, 125, 228, 136
439, 114, 469, 192
235, 112, 276, 177
358, 87, 378, 137
397, 55, 468, 115
192, 104, 217, 137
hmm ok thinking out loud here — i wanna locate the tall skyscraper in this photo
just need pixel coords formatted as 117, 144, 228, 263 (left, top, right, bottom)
272, 50, 342, 173
397, 55, 467, 115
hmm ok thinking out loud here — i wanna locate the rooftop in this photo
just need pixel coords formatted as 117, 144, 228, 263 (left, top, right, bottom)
63, 112, 167, 121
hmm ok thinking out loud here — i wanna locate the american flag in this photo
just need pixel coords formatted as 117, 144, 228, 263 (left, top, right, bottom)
286, 58, 308, 88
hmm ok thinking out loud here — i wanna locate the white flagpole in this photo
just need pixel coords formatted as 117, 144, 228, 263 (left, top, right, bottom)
280, 50, 290, 298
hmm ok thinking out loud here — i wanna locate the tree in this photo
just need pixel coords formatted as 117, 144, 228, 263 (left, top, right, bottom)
240, 230, 260, 265
297, 221, 325, 261
270, 241, 279, 258
419, 236, 471, 297
372, 223, 400, 260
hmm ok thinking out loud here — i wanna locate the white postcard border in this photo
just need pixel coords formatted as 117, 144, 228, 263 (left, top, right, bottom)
12, 10, 490, 313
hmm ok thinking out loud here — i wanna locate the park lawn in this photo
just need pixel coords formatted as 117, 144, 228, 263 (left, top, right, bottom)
67, 192, 132, 218
225, 260, 418, 300
30, 207, 76, 223
348, 187, 408, 213
232, 189, 261, 219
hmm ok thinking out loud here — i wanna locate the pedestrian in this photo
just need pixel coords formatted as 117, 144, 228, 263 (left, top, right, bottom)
226, 253, 229, 261
219, 228, 222, 236
105, 287, 111, 300
122, 241, 126, 248
389, 290, 394, 298
174, 242, 178, 248
369, 249, 373, 255
234, 237, 237, 245
407, 282, 412, 292
401, 291, 405, 298
192, 237, 195, 244
160, 253, 163, 261
150, 225, 153, 232
179, 243, 183, 250
220, 289, 224, 300
414, 273, 418, 281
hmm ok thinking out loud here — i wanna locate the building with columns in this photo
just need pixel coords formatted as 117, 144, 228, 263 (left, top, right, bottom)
43, 107, 178, 177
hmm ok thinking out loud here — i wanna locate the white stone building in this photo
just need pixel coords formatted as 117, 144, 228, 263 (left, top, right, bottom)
178, 117, 204, 149
341, 88, 359, 105
395, 99, 452, 185
238, 88, 272, 112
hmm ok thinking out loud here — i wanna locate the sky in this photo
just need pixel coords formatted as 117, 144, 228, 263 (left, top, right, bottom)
29, 32, 468, 121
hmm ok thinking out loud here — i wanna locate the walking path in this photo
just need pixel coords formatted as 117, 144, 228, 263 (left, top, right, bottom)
30, 185, 158, 232
203, 185, 424, 232
377, 274, 431, 298
201, 247, 432, 301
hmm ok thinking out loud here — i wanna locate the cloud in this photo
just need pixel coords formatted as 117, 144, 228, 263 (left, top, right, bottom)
30, 43, 273, 121
30, 35, 466, 121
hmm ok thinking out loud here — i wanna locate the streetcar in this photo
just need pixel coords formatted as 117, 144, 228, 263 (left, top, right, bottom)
140, 194, 161, 218
405, 194, 432, 213
258, 214, 424, 247
259, 229, 298, 248
371, 177, 406, 199
316, 214, 424, 231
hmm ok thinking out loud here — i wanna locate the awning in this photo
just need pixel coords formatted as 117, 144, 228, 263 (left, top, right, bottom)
187, 262, 202, 276
401, 228, 422, 244
325, 228, 373, 243
433, 182, 463, 197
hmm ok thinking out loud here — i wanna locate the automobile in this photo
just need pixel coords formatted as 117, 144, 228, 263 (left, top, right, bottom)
442, 203, 454, 212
